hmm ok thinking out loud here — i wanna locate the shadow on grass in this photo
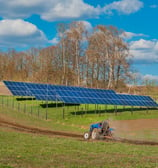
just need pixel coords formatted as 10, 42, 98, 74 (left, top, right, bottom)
40, 103, 80, 108
16, 97, 36, 101
70, 107, 157, 115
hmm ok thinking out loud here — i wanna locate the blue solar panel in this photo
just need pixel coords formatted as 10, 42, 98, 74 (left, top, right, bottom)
116, 94, 158, 107
3, 81, 32, 96
3, 81, 158, 107
25, 83, 57, 101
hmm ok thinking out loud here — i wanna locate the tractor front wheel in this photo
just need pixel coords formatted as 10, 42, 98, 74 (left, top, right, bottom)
83, 132, 90, 140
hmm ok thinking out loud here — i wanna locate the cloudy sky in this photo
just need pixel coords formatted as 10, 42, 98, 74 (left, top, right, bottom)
0, 0, 158, 81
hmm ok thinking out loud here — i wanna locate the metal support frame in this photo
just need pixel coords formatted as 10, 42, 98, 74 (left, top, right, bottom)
62, 103, 65, 119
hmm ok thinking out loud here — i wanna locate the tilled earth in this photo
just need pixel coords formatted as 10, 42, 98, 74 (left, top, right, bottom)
0, 117, 158, 146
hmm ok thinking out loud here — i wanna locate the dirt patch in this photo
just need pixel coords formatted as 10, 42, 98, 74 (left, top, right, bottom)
0, 117, 158, 146
110, 119, 158, 141
0, 82, 12, 96
110, 118, 158, 131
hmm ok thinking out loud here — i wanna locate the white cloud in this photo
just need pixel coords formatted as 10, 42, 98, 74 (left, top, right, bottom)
130, 39, 155, 49
143, 74, 158, 82
0, 19, 37, 36
41, 0, 100, 21
129, 39, 158, 63
150, 4, 158, 8
50, 37, 59, 45
0, 0, 101, 21
0, 0, 143, 21
78, 21, 93, 31
154, 42, 158, 51
129, 72, 158, 84
0, 0, 45, 18
120, 31, 146, 40
0, 19, 47, 48
104, 0, 143, 15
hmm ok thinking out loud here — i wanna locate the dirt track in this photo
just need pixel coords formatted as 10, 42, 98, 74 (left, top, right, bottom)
0, 118, 82, 138
0, 117, 158, 146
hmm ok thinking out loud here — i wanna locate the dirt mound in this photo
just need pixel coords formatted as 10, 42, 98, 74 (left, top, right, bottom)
0, 117, 158, 146
0, 82, 12, 96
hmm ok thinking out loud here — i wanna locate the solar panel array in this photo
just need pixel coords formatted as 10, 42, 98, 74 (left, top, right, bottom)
3, 81, 158, 107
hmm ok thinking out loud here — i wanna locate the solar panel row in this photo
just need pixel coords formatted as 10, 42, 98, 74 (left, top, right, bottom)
3, 81, 158, 107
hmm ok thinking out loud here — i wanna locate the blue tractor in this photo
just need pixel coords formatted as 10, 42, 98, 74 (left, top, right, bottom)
83, 120, 114, 140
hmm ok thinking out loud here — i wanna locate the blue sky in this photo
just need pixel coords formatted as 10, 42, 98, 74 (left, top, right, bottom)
0, 0, 158, 83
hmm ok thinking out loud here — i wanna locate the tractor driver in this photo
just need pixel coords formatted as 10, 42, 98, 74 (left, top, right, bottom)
101, 120, 110, 135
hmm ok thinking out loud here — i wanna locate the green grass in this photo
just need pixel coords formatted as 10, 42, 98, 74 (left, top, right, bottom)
0, 127, 158, 168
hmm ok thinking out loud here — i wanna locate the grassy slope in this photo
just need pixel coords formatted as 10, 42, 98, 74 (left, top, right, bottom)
0, 127, 158, 168
0, 97, 158, 168
1, 102, 158, 133
0, 96, 158, 130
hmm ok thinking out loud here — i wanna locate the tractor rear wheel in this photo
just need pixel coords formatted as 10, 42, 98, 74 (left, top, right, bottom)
91, 128, 100, 140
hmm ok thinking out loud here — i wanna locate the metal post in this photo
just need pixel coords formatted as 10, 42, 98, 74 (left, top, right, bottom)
18, 103, 20, 112
85, 104, 87, 115
31, 96, 33, 116
56, 96, 58, 109
82, 107, 84, 117
123, 105, 125, 111
114, 105, 117, 116
45, 100, 48, 120
2, 96, 3, 106
24, 104, 26, 113
131, 106, 133, 115
45, 83, 48, 120
62, 103, 65, 119
105, 104, 107, 113
146, 107, 149, 114
37, 106, 40, 118
95, 104, 96, 114
75, 105, 76, 116
12, 97, 14, 109
7, 96, 9, 106
87, 104, 89, 111
31, 106, 33, 116
99, 107, 101, 116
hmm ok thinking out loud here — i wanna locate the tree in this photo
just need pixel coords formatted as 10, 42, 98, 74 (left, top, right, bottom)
86, 25, 130, 89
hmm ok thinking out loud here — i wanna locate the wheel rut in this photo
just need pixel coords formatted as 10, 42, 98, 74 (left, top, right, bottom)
0, 117, 158, 146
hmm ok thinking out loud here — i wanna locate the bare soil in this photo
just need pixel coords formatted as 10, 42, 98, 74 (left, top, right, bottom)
0, 82, 12, 96
110, 118, 158, 137
0, 117, 158, 146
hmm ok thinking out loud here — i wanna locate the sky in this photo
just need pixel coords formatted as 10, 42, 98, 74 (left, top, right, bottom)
0, 0, 158, 83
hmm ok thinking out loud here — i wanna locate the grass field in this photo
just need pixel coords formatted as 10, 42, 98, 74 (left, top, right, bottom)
0, 127, 158, 168
0, 96, 158, 168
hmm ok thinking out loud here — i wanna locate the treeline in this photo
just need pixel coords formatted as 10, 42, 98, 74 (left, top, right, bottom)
0, 22, 131, 89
